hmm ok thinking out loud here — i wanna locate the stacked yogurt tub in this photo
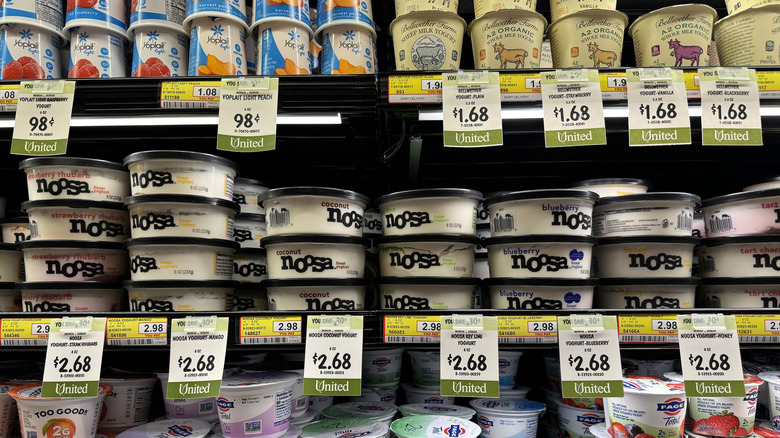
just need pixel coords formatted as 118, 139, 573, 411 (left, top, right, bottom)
251, 0, 313, 75
129, 0, 189, 77
186, 0, 250, 76
231, 177, 270, 310
65, 0, 129, 77
713, 3, 780, 67
313, 0, 377, 75
0, 0, 67, 79
16, 157, 130, 313
0, 212, 27, 312
389, 0, 467, 71
122, 150, 241, 312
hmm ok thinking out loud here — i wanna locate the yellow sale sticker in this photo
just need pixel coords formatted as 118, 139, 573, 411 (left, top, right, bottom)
384, 315, 441, 343
160, 81, 221, 108
239, 316, 302, 345
500, 73, 542, 101
757, 71, 780, 98
497, 316, 558, 343
388, 75, 443, 104
0, 84, 19, 111
0, 318, 52, 346
107, 318, 167, 346
618, 314, 679, 343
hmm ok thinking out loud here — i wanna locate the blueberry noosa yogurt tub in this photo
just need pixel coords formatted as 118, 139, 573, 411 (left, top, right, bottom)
376, 189, 483, 236
605, 376, 686, 438
698, 236, 780, 278
593, 193, 701, 238
115, 418, 212, 438
594, 236, 697, 279
23, 200, 130, 242
262, 234, 368, 279
469, 398, 546, 438
18, 281, 122, 312
484, 278, 597, 310
125, 280, 237, 311
570, 178, 651, 198
376, 234, 479, 278
485, 235, 596, 279
261, 187, 370, 237
596, 278, 698, 309
318, 21, 376, 75
484, 190, 598, 237
18, 240, 127, 282
555, 399, 605, 438
469, 10, 547, 70
130, 23, 189, 77
254, 17, 312, 75
377, 277, 480, 310
0, 243, 22, 283
129, 0, 187, 28
0, 23, 63, 80
389, 11, 467, 71
300, 418, 388, 438
701, 189, 780, 237
125, 195, 239, 240
700, 277, 780, 308
399, 404, 476, 419
127, 237, 239, 281
68, 26, 127, 78
218, 372, 299, 438
263, 278, 367, 310
20, 157, 129, 202
188, 15, 247, 76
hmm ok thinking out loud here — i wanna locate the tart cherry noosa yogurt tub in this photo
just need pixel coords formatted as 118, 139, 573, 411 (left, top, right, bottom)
217, 372, 299, 438
376, 189, 483, 237
605, 376, 686, 438
20, 157, 129, 202
261, 187, 370, 238
698, 236, 780, 279
701, 189, 780, 237
391, 415, 481, 438
484, 189, 598, 237
699, 278, 780, 308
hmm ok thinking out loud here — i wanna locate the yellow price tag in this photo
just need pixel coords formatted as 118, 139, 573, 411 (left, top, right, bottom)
160, 81, 221, 108
388, 75, 443, 104
383, 315, 441, 343
599, 71, 628, 100
0, 318, 52, 346
684, 71, 700, 96
107, 317, 167, 346
735, 314, 780, 342
618, 314, 679, 343
500, 73, 542, 101
0, 84, 19, 111
239, 316, 302, 345
757, 71, 780, 98
497, 316, 558, 343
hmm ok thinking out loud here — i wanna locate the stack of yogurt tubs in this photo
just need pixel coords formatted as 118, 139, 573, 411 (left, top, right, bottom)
129, 0, 189, 77
231, 177, 270, 310
186, 0, 250, 76
0, 0, 67, 79
15, 157, 130, 313
122, 150, 241, 312
0, 207, 24, 312
260, 186, 371, 311
65, 0, 129, 77
314, 0, 377, 75
251, 0, 313, 75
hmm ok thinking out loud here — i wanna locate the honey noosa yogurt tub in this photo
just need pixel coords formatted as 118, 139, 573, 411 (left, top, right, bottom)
23, 200, 130, 242
125, 195, 239, 240
389, 11, 467, 71
376, 234, 479, 278
254, 17, 312, 75
18, 282, 122, 312
18, 240, 127, 282
596, 278, 698, 309
548, 9, 628, 68
262, 234, 368, 279
232, 177, 269, 215
20, 157, 129, 202
700, 278, 780, 308
469, 10, 547, 70
264, 278, 368, 311
126, 280, 237, 311
262, 187, 370, 237
715, 5, 780, 67
629, 4, 718, 68
127, 237, 239, 281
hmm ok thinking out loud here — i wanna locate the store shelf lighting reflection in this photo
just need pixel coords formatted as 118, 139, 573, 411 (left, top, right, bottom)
0, 113, 343, 128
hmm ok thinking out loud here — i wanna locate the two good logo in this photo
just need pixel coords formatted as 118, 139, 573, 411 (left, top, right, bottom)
36, 178, 90, 196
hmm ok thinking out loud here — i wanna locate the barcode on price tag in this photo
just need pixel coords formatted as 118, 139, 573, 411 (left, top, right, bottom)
107, 317, 168, 346
735, 314, 780, 343
160, 81, 221, 108
384, 316, 441, 343
0, 84, 19, 111
497, 316, 558, 344
500, 73, 542, 102
0, 318, 51, 346
388, 75, 443, 104
239, 316, 302, 345
618, 315, 679, 343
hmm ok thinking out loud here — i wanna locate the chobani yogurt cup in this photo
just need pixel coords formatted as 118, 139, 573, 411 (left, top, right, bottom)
0, 23, 63, 80
20, 157, 129, 202
484, 278, 597, 310
234, 213, 265, 248
469, 398, 546, 438
698, 236, 780, 278
234, 248, 268, 282
217, 372, 299, 438
18, 240, 127, 282
233, 177, 269, 215
402, 383, 454, 404
130, 23, 189, 77
262, 187, 369, 237
66, 0, 127, 34
10, 382, 112, 438
99, 377, 158, 430
700, 278, 780, 308
300, 418, 388, 438
156, 372, 220, 423
548, 9, 628, 68
376, 234, 478, 278
485, 235, 595, 279
571, 179, 651, 198
594, 237, 697, 279
0, 283, 21, 312
377, 189, 482, 236
593, 193, 700, 238
253, 0, 310, 25
23, 200, 129, 242
262, 235, 368, 279
2, 216, 30, 243
0, 243, 22, 283
469, 10, 547, 69
68, 26, 128, 78
484, 190, 598, 237
596, 278, 698, 309
714, 5, 780, 67
555, 400, 605, 438
378, 277, 479, 310
185, 0, 247, 24
395, 0, 458, 15
361, 348, 404, 388
350, 386, 398, 404
605, 376, 686, 438
323, 403, 398, 426
702, 189, 780, 237
407, 351, 441, 389
391, 415, 481, 438
115, 419, 212, 437
254, 17, 312, 75
0, 0, 63, 34
127, 237, 239, 281
265, 278, 367, 310
389, 11, 467, 71
130, 0, 187, 28
316, 0, 373, 29
188, 15, 247, 75
629, 4, 718, 68
126, 280, 236, 311
125, 195, 239, 240
400, 404, 476, 419
19, 281, 122, 312
318, 21, 376, 75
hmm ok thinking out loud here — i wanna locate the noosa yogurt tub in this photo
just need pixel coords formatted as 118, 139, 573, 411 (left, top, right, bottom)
571, 178, 651, 198
127, 237, 239, 281
484, 190, 598, 237
233, 248, 268, 282
0, 243, 22, 283
18, 240, 127, 282
700, 278, 780, 308
605, 376, 686, 438
231, 283, 268, 310
377, 189, 482, 236
233, 213, 265, 248
594, 236, 697, 278
698, 236, 780, 278
262, 187, 369, 237
593, 193, 700, 238
23, 200, 129, 242
702, 189, 780, 237
0, 23, 63, 80
18, 281, 122, 312
67, 26, 128, 78
188, 15, 247, 76
126, 280, 236, 311
378, 277, 479, 310
376, 234, 479, 278
485, 235, 596, 279
232, 177, 269, 214
262, 234, 368, 279
484, 278, 597, 310
264, 278, 367, 310
217, 372, 299, 438
20, 157, 129, 202
596, 278, 698, 309
469, 398, 546, 438
125, 195, 239, 240
2, 216, 30, 243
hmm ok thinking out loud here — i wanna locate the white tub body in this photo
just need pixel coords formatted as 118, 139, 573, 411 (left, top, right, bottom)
233, 250, 268, 283
0, 22, 61, 79
320, 22, 376, 75
700, 282, 780, 308
127, 157, 237, 200
593, 199, 697, 237
128, 285, 232, 311
595, 241, 695, 278
402, 384, 454, 404
699, 239, 780, 278
363, 348, 404, 388
380, 197, 478, 236
234, 216, 265, 248
557, 401, 605, 438
22, 161, 128, 202
266, 283, 365, 311
10, 384, 109, 438
27, 204, 129, 242
605, 378, 686, 438
487, 194, 596, 237
486, 283, 594, 310
407, 351, 441, 389
596, 284, 696, 309
128, 199, 236, 240
217, 373, 297, 438
99, 377, 157, 429
469, 399, 546, 438
130, 0, 186, 27
22, 288, 122, 312
2, 222, 30, 243
378, 239, 476, 277
379, 281, 475, 310
487, 240, 594, 279
21, 246, 127, 282
255, 18, 311, 75
128, 241, 236, 281
687, 380, 760, 437
263, 193, 367, 237
264, 240, 365, 279
188, 16, 247, 76
703, 191, 780, 236
0, 0, 64, 34
233, 180, 268, 214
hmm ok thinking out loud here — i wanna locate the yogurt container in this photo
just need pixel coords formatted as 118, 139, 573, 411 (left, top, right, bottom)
126, 280, 236, 311
129, 0, 187, 28
252, 0, 310, 26
378, 277, 479, 310
262, 187, 370, 238
234, 248, 268, 282
484, 190, 598, 237
234, 213, 265, 248
68, 26, 128, 78
395, 0, 458, 15
549, 0, 616, 21
349, 386, 398, 404
543, 354, 562, 392
700, 278, 780, 308
99, 376, 158, 430
233, 177, 269, 215
376, 189, 482, 236
127, 237, 239, 281
231, 283, 268, 310
469, 398, 547, 438
0, 283, 21, 312
629, 4, 718, 68
362, 348, 404, 388
474, 0, 537, 17
391, 415, 481, 438
605, 376, 686, 438
316, 0, 373, 29
20, 157, 129, 203
124, 150, 239, 200
485, 236, 595, 279
262, 235, 368, 279
469, 10, 547, 69
388, 11, 467, 71
376, 234, 478, 278
400, 404, 476, 419
571, 179, 651, 198
744, 177, 780, 192
18, 240, 127, 282
0, 244, 22, 283
402, 384, 455, 404
621, 358, 677, 378
0, 0, 64, 35
714, 5, 780, 67
23, 200, 129, 242
596, 278, 698, 309
130, 23, 189, 77
476, 224, 490, 252
318, 21, 376, 75
555, 400, 605, 438
594, 237, 697, 279
593, 193, 701, 238
322, 403, 398, 426
19, 281, 122, 312
254, 17, 312, 75
0, 23, 63, 80
185, 0, 247, 25
701, 189, 780, 237
498, 351, 523, 389
548, 9, 628, 68
407, 351, 441, 389
188, 15, 247, 76
0, 382, 18, 438
1, 216, 30, 243
698, 236, 780, 278
115, 419, 212, 438
66, 0, 127, 34
474, 252, 489, 279
502, 386, 531, 399
156, 372, 220, 423
300, 418, 388, 438
484, 278, 597, 310
125, 195, 239, 240
265, 277, 367, 310
757, 372, 780, 429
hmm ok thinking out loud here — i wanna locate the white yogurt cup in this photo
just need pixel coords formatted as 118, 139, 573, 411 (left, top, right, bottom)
67, 26, 127, 78
262, 235, 368, 279
127, 237, 239, 281
156, 372, 220, 423
700, 278, 780, 308
391, 415, 481, 438
402, 384, 454, 404
130, 23, 189, 77
66, 0, 127, 34
485, 236, 595, 279
126, 280, 236, 311
234, 248, 268, 282
234, 213, 265, 248
18, 240, 127, 282
254, 17, 312, 75
322, 403, 398, 426
125, 195, 239, 240
571, 179, 651, 198
693, 213, 706, 239
289, 409, 318, 427
407, 351, 441, 389
252, 0, 310, 26
0, 0, 64, 35
555, 400, 605, 438
484, 278, 596, 310
605, 376, 686, 438
744, 177, 780, 192
316, 0, 373, 29
0, 382, 18, 438
593, 193, 701, 238
0, 23, 63, 80
262, 187, 370, 237
497, 351, 523, 389
362, 348, 404, 388
474, 252, 489, 279
594, 237, 697, 279
0, 243, 22, 283
233, 177, 269, 215
186, 0, 248, 25
0, 284, 21, 312
758, 372, 780, 429
699, 236, 780, 278
301, 418, 388, 438
349, 386, 398, 404
484, 190, 598, 237
470, 398, 547, 438
231, 283, 267, 310
19, 281, 122, 312
400, 404, 476, 419
23, 200, 129, 242
318, 21, 375, 75
20, 157, 129, 203
1, 216, 30, 243
287, 370, 308, 419
115, 418, 212, 437
309, 395, 333, 412
99, 377, 158, 430
124, 150, 239, 200
376, 234, 479, 278
188, 15, 247, 76
130, 0, 187, 28
378, 277, 479, 310
377, 189, 482, 237
702, 189, 780, 237
596, 278, 698, 309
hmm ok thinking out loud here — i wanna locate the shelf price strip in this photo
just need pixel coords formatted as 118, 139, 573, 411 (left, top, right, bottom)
442, 71, 502, 148
497, 315, 558, 344
160, 80, 221, 108
558, 315, 624, 398
699, 68, 762, 146
167, 316, 229, 399
217, 77, 279, 153
541, 69, 606, 148
0, 318, 52, 346
735, 314, 780, 343
627, 68, 691, 147
106, 317, 168, 346
11, 80, 75, 156
383, 315, 440, 343
238, 316, 302, 345
618, 314, 679, 343
42, 317, 106, 397
440, 315, 499, 397
303, 315, 363, 396
0, 84, 19, 112
678, 314, 745, 397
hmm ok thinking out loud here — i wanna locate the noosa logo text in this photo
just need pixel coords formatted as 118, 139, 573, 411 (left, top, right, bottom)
506, 297, 563, 310
36, 178, 90, 196
132, 212, 176, 231
511, 254, 568, 272
385, 211, 432, 229
69, 219, 125, 238
130, 255, 159, 273
326, 206, 363, 229
624, 296, 680, 309
24, 301, 70, 312
388, 251, 441, 269
233, 262, 266, 277
551, 211, 591, 231
304, 297, 355, 311
628, 253, 684, 271
130, 298, 174, 312
44, 260, 104, 278
383, 294, 430, 310
131, 170, 174, 188
280, 255, 334, 273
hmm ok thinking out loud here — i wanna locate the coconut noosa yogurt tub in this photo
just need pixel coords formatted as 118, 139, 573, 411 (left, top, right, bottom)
99, 376, 158, 430
18, 240, 127, 282
231, 283, 267, 310
605, 376, 686, 438
18, 281, 123, 312
629, 4, 718, 68
594, 236, 697, 278
400, 404, 476, 420
300, 418, 388, 438
262, 235, 368, 279
402, 383, 455, 404
0, 23, 63, 80
702, 189, 780, 237
115, 418, 212, 437
68, 26, 128, 78
23, 200, 129, 242
484, 189, 598, 237
548, 9, 627, 68
262, 187, 370, 237
596, 278, 698, 309
555, 399, 605, 438
127, 237, 239, 281
254, 17, 312, 75
700, 278, 780, 308
188, 15, 248, 75
376, 234, 479, 277
217, 372, 299, 438
469, 398, 546, 438
318, 21, 376, 75
484, 278, 597, 310
389, 11, 468, 71
571, 178, 651, 198
714, 5, 780, 67
130, 23, 189, 77
125, 195, 239, 240
469, 10, 547, 70
698, 236, 780, 278
20, 157, 129, 202
126, 280, 237, 311
378, 277, 480, 310
593, 193, 701, 238
362, 347, 404, 388
485, 235, 596, 279
0, 243, 22, 283
264, 278, 367, 310
233, 177, 269, 214
392, 415, 481, 438
377, 189, 482, 236
234, 248, 268, 282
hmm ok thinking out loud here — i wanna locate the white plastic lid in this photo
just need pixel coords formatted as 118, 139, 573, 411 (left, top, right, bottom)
589, 423, 611, 438
220, 371, 299, 389
390, 415, 481, 438
115, 419, 212, 438
323, 402, 398, 421
622, 376, 685, 394
301, 418, 389, 438
469, 398, 546, 417
500, 385, 531, 397
758, 371, 780, 385
399, 404, 476, 419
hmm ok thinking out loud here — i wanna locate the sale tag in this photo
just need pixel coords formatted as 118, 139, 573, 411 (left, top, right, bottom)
160, 80, 220, 108
500, 73, 542, 102
167, 316, 229, 399
442, 71, 502, 148
303, 315, 363, 396
11, 80, 75, 156
239, 316, 302, 345
383, 315, 441, 343
106, 317, 167, 346
542, 69, 606, 147
0, 318, 51, 346
735, 314, 780, 343
558, 315, 624, 398
42, 317, 106, 397
440, 315, 499, 397
600, 71, 628, 100
217, 77, 279, 153
627, 68, 691, 146
677, 314, 745, 397
497, 315, 558, 344
388, 74, 443, 104
618, 314, 679, 343
0, 84, 19, 112
699, 68, 762, 146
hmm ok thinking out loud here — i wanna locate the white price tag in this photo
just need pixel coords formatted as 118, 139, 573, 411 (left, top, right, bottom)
42, 317, 106, 397
627, 68, 691, 146
678, 314, 745, 397
541, 70, 606, 147
167, 317, 229, 399
442, 71, 503, 147
558, 315, 624, 398
440, 315, 499, 397
217, 77, 279, 153
303, 315, 363, 396
699, 68, 762, 146
11, 80, 75, 156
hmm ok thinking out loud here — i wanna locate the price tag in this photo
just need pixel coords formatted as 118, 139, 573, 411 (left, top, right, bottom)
618, 314, 679, 343
542, 69, 606, 147
42, 317, 106, 397
439, 315, 499, 397
699, 68, 762, 146
500, 73, 542, 102
735, 314, 780, 343
388, 75, 443, 104
160, 80, 221, 108
217, 78, 279, 153
677, 314, 745, 397
558, 315, 624, 398
303, 315, 363, 396
11, 80, 75, 156
497, 315, 558, 344
442, 71, 502, 148
238, 316, 302, 345
0, 84, 19, 111
167, 317, 229, 399
383, 315, 441, 343
599, 71, 628, 101
627, 68, 691, 146
0, 318, 52, 346
106, 317, 168, 346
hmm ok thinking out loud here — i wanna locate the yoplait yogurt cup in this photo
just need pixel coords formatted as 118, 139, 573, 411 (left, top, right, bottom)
0, 23, 63, 80
20, 157, 129, 202
131, 23, 189, 77
469, 398, 547, 438
316, 0, 373, 29
484, 278, 597, 310
19, 282, 123, 312
130, 0, 187, 28
377, 189, 482, 236
99, 376, 158, 430
0, 0, 64, 34
702, 189, 780, 237
548, 9, 628, 68
254, 17, 312, 75
186, 0, 248, 25
68, 25, 128, 78
66, 0, 128, 35
484, 190, 598, 237
469, 10, 547, 70
262, 187, 369, 237
114, 418, 212, 437
389, 11, 467, 71
318, 21, 375, 74
217, 372, 299, 438
605, 376, 686, 438
556, 400, 605, 438
188, 15, 247, 76
18, 240, 128, 282
391, 415, 481, 438
253, 0, 310, 27
23, 200, 130, 242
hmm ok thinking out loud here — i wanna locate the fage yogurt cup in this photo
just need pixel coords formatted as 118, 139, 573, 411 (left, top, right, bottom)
389, 11, 467, 71
115, 419, 212, 437
391, 415, 481, 438
605, 376, 686, 438
254, 17, 312, 75
300, 418, 388, 438
130, 23, 189, 77
548, 9, 628, 68
556, 400, 605, 438
217, 372, 299, 438
402, 384, 454, 404
318, 21, 376, 74
469, 398, 547, 438
362, 348, 404, 388
157, 372, 219, 423
20, 157, 129, 202
99, 377, 158, 430
469, 10, 547, 70
188, 15, 247, 76
323, 402, 398, 426
0, 23, 63, 80
407, 351, 440, 389
68, 26, 128, 77
399, 404, 476, 419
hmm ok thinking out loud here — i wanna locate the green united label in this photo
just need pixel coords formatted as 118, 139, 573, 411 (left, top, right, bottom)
684, 380, 746, 397
41, 381, 99, 398
546, 128, 606, 147
443, 129, 502, 147
167, 380, 221, 398
441, 379, 500, 397
10, 138, 68, 156
702, 128, 762, 146
561, 380, 624, 398
217, 134, 276, 152
303, 378, 361, 396
629, 128, 692, 146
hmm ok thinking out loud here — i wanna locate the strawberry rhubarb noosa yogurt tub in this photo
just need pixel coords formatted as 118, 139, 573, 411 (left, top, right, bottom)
0, 23, 63, 80
19, 157, 129, 203
130, 23, 189, 77
605, 376, 686, 438
67, 26, 128, 78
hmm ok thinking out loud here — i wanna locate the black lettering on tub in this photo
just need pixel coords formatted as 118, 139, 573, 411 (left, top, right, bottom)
753, 254, 780, 271
130, 255, 159, 273
383, 294, 430, 310
35, 178, 91, 196
131, 213, 176, 231
326, 208, 363, 229
385, 211, 432, 229
44, 260, 105, 278
130, 298, 174, 312
627, 253, 684, 271
775, 208, 780, 223
550, 211, 591, 231
388, 252, 441, 270
507, 297, 563, 310
624, 296, 681, 309
761, 297, 780, 308
131, 170, 174, 188
23, 301, 70, 312
13, 232, 30, 242
280, 255, 333, 273
233, 262, 267, 277
305, 298, 356, 311
510, 254, 568, 272
233, 229, 253, 243
69, 219, 125, 238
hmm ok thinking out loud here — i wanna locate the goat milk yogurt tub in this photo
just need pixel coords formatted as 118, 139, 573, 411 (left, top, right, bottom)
262, 187, 369, 237
19, 282, 122, 312
555, 400, 605, 438
19, 240, 127, 282
702, 189, 780, 237
698, 236, 780, 278
484, 190, 598, 237
571, 178, 651, 198
262, 235, 368, 279
124, 151, 239, 199
127, 237, 238, 281
233, 248, 268, 282
188, 15, 247, 75
389, 11, 467, 71
318, 21, 376, 75
233, 177, 268, 214
217, 372, 298, 438
125, 195, 238, 240
130, 23, 189, 77
115, 419, 212, 438
548, 10, 627, 68
20, 157, 129, 202
399, 404, 476, 419
378, 277, 479, 310
126, 280, 236, 311
0, 23, 63, 80
99, 377, 158, 430
300, 418, 388, 438
474, 0, 537, 17
484, 278, 596, 310
376, 234, 479, 278
402, 384, 455, 405
469, 398, 546, 438
234, 213, 265, 248
129, 0, 187, 27
0, 244, 22, 283
23, 200, 129, 242
485, 236, 595, 279
67, 26, 127, 78
700, 278, 780, 308
593, 193, 700, 237
377, 189, 482, 236
469, 10, 547, 70
254, 17, 312, 75
596, 278, 698, 309
264, 278, 367, 310
594, 236, 697, 278
605, 376, 686, 438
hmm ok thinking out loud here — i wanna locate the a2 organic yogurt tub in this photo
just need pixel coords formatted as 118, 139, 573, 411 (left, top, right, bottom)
596, 278, 698, 309
130, 23, 189, 77
233, 248, 268, 283
548, 9, 628, 68
126, 280, 237, 311
474, 0, 537, 17
571, 178, 651, 198
262, 187, 370, 237
115, 418, 212, 438
20, 157, 129, 202
484, 189, 598, 237
555, 399, 605, 438
714, 5, 780, 67
127, 237, 239, 281
125, 195, 239, 241
0, 23, 63, 80
188, 15, 247, 76
469, 398, 546, 438
395, 0, 459, 15
377, 189, 482, 236
233, 177, 269, 215
605, 376, 686, 438
700, 278, 780, 308
391, 415, 481, 438
18, 281, 122, 312
254, 17, 312, 75
300, 418, 388, 438
702, 189, 780, 237
234, 214, 266, 248
262, 234, 368, 279
593, 193, 701, 238
399, 404, 476, 419
264, 278, 367, 311
378, 277, 480, 310
402, 383, 455, 405
218, 372, 299, 438
594, 236, 697, 279
376, 234, 479, 278
469, 10, 547, 70
99, 376, 158, 430
323, 402, 398, 426
362, 347, 404, 388
484, 235, 596, 279
0, 243, 22, 283
23, 200, 130, 242
484, 278, 597, 310
318, 21, 376, 75
1, 216, 30, 243
18, 240, 127, 282
67, 26, 128, 78
389, 11, 467, 71
698, 236, 780, 278
549, 0, 615, 21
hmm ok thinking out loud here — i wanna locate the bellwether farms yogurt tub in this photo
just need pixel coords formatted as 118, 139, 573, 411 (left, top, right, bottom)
402, 383, 455, 404
0, 244, 22, 283
389, 11, 467, 71
323, 402, 398, 426
714, 5, 780, 67
484, 278, 597, 310
318, 21, 376, 75
126, 280, 236, 311
1, 216, 30, 243
363, 348, 404, 388
254, 17, 312, 75
549, 0, 616, 22
378, 277, 479, 310
23, 200, 129, 242
700, 278, 780, 308
469, 10, 547, 70
629, 4, 718, 68
701, 189, 780, 237
233, 177, 268, 214
185, 0, 247, 24
469, 398, 546, 438
20, 157, 129, 202
376, 234, 478, 278
300, 418, 388, 438
485, 190, 598, 237
234, 213, 265, 248
593, 193, 700, 238
698, 236, 780, 278
596, 278, 698, 309
391, 415, 481, 438
0, 23, 63, 80
555, 400, 605, 438
474, 0, 537, 17
217, 372, 299, 438
129, 0, 187, 28
377, 189, 482, 236
233, 248, 268, 282
262, 187, 369, 237
67, 26, 127, 78
264, 278, 367, 310
99, 376, 158, 430
605, 376, 686, 438
156, 372, 220, 423
399, 404, 476, 419
548, 9, 628, 68
188, 15, 247, 76
127, 237, 239, 281
485, 235, 595, 279
18, 282, 122, 312
125, 195, 239, 240
252, 0, 310, 26
571, 178, 651, 198
115, 419, 212, 438
18, 240, 127, 282
130, 23, 189, 77
594, 237, 697, 278
262, 235, 368, 279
